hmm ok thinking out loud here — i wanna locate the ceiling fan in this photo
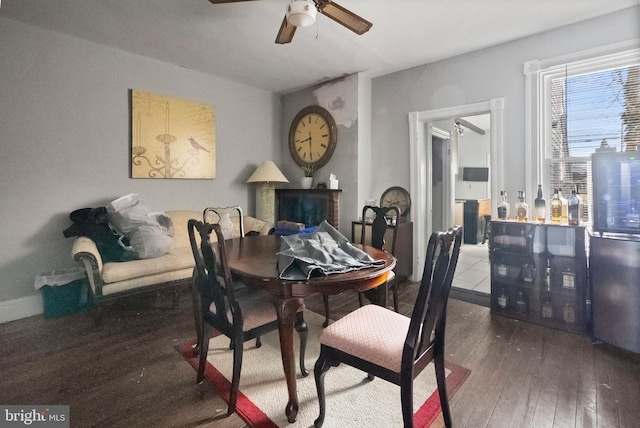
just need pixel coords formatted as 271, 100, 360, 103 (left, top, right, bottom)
208, 0, 372, 44
455, 118, 486, 136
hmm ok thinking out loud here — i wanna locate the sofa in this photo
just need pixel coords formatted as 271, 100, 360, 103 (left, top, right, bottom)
71, 209, 274, 325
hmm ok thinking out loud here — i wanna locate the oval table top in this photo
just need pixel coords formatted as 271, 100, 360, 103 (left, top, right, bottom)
224, 234, 396, 297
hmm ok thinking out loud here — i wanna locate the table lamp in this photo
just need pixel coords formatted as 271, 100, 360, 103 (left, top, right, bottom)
246, 161, 289, 224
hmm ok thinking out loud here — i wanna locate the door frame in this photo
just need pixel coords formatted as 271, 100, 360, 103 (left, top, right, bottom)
408, 98, 504, 281
430, 126, 452, 233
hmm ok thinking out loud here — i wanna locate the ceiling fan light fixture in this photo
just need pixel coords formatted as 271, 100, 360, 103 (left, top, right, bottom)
286, 0, 317, 28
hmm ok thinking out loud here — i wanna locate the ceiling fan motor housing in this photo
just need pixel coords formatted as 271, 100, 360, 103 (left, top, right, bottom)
286, 0, 317, 27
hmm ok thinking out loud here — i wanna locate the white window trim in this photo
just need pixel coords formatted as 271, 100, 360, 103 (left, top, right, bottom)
524, 39, 640, 208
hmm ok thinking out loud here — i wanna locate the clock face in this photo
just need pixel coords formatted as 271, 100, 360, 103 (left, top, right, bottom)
380, 186, 411, 217
289, 106, 337, 170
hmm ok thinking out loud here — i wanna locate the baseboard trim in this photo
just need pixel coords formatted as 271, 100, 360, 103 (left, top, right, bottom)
450, 287, 490, 308
0, 294, 43, 324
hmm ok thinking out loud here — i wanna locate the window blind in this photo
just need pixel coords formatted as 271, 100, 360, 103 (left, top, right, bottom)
547, 63, 640, 221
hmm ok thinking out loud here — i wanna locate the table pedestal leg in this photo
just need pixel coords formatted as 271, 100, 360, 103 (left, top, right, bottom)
275, 297, 304, 423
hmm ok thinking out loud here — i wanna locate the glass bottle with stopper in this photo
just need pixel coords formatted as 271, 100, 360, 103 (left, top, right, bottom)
534, 184, 546, 223
568, 187, 580, 225
551, 188, 562, 224
497, 190, 510, 220
515, 191, 528, 222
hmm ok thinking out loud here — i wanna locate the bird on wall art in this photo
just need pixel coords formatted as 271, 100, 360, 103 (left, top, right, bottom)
189, 137, 210, 153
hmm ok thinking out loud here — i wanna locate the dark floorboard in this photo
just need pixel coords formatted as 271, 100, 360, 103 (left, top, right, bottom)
1, 283, 639, 427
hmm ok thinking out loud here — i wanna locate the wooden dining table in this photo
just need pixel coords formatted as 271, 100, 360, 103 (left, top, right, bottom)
223, 234, 396, 423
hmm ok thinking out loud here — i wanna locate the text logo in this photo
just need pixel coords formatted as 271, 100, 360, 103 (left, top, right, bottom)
1, 406, 69, 427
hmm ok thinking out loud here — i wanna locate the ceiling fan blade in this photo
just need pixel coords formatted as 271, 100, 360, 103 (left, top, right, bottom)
455, 118, 486, 135
275, 15, 297, 44
316, 0, 372, 35
208, 0, 257, 4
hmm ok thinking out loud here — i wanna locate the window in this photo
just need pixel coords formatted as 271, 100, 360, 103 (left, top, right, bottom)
526, 43, 640, 223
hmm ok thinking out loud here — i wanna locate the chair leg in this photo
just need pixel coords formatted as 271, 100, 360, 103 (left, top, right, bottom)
391, 278, 399, 313
434, 350, 452, 427
358, 292, 365, 307
192, 283, 203, 357
400, 374, 415, 428
322, 294, 330, 327
197, 324, 212, 384
228, 333, 244, 415
255, 336, 262, 348
313, 347, 340, 428
295, 311, 309, 376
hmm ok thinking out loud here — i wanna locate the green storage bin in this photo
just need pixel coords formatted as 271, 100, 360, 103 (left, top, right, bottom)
35, 268, 94, 318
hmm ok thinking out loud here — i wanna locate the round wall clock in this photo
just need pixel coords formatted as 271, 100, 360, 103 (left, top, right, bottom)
288, 105, 338, 170
380, 186, 411, 217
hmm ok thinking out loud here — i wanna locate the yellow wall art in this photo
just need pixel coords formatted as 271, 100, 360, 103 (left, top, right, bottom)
131, 90, 215, 179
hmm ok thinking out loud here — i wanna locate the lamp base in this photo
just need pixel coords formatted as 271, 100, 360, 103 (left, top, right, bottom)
255, 182, 276, 224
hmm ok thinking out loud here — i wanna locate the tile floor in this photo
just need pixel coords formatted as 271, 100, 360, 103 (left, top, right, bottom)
452, 242, 491, 295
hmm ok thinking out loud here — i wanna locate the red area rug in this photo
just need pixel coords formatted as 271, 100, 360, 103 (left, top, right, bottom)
179, 311, 469, 427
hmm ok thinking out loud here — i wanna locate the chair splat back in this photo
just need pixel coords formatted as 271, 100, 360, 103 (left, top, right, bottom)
187, 219, 241, 327
404, 225, 462, 372
361, 205, 401, 253
203, 206, 245, 238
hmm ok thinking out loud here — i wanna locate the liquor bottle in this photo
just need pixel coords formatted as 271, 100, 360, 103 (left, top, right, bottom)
563, 300, 576, 324
497, 190, 510, 220
575, 185, 585, 223
523, 262, 534, 283
516, 291, 527, 313
543, 259, 552, 292
534, 184, 546, 223
558, 189, 568, 224
550, 189, 562, 224
541, 297, 553, 319
568, 187, 580, 225
515, 190, 528, 222
562, 265, 575, 289
498, 288, 508, 309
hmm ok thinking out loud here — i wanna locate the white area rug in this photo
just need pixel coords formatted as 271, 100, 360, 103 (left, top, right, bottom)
179, 310, 469, 427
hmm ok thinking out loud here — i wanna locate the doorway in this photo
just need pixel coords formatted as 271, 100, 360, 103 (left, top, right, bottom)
408, 98, 504, 284
431, 115, 493, 303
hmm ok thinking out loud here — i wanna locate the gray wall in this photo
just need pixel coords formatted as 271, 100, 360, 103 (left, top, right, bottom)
0, 17, 281, 321
1, 6, 638, 322
280, 74, 360, 237
370, 6, 640, 212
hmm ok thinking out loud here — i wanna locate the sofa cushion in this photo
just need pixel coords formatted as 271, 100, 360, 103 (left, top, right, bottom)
102, 267, 195, 296
102, 246, 194, 284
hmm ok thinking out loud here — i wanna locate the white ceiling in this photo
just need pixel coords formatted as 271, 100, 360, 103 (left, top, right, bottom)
1, 0, 638, 94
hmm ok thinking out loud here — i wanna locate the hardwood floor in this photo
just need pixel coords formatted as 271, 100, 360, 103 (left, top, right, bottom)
1, 284, 639, 428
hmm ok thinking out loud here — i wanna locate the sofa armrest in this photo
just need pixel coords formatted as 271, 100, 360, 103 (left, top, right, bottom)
71, 237, 105, 297
243, 216, 274, 236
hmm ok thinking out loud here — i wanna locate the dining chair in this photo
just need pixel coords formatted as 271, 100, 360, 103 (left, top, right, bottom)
203, 206, 245, 239
187, 219, 308, 416
321, 205, 401, 327
313, 225, 462, 428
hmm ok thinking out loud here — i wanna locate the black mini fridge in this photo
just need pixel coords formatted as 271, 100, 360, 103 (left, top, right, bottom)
590, 151, 640, 353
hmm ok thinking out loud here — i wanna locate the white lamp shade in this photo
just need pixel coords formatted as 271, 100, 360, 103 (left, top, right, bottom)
246, 161, 289, 183
286, 0, 317, 28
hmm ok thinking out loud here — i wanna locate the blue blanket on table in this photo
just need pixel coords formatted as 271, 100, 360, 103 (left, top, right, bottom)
277, 220, 386, 280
